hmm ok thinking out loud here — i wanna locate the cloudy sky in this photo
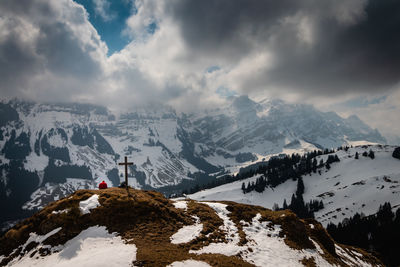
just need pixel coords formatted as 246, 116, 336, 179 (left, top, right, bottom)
0, 0, 399, 141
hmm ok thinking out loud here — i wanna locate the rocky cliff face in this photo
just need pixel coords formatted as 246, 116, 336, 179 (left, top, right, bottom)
0, 188, 382, 267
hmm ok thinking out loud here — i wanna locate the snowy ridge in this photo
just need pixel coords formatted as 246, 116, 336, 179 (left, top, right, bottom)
189, 145, 400, 226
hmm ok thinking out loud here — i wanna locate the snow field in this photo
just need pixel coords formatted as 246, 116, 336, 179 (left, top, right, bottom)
6, 226, 137, 267
189, 145, 400, 226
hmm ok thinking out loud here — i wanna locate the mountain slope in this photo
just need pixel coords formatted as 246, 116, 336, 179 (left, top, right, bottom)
0, 97, 387, 227
0, 188, 382, 267
188, 145, 400, 226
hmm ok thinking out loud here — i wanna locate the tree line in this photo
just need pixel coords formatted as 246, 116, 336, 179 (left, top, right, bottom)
272, 177, 324, 219
327, 202, 400, 267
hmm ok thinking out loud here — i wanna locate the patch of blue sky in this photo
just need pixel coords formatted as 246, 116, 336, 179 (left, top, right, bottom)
74, 0, 133, 55
147, 22, 158, 34
206, 65, 220, 73
216, 86, 237, 98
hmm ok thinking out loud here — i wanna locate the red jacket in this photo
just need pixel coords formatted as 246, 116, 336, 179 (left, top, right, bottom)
99, 181, 108, 189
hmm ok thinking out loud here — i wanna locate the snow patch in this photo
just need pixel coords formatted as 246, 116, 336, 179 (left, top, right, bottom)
170, 216, 202, 244
79, 194, 100, 214
190, 202, 241, 256
52, 209, 69, 215
335, 244, 374, 267
240, 214, 332, 267
8, 226, 137, 267
22, 227, 62, 251
172, 200, 188, 210
167, 260, 211, 267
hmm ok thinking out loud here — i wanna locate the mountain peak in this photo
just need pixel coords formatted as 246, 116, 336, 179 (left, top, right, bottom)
0, 188, 382, 266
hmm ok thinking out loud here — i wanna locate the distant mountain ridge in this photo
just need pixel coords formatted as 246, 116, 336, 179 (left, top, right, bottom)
0, 97, 386, 226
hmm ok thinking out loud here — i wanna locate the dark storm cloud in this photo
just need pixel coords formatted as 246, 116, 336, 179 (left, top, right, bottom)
0, 0, 104, 98
169, 0, 301, 59
169, 0, 400, 94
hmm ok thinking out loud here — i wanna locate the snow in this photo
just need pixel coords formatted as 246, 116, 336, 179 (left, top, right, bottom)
52, 209, 69, 215
239, 214, 332, 267
189, 175, 297, 211
172, 200, 188, 210
190, 202, 241, 256
79, 194, 100, 214
23, 179, 94, 211
170, 216, 202, 244
189, 145, 400, 226
7, 226, 137, 267
187, 208, 372, 267
167, 260, 211, 267
24, 153, 49, 173
335, 244, 373, 267
303, 146, 400, 225
22, 227, 62, 251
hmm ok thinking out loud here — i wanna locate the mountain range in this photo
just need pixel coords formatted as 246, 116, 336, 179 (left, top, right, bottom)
0, 96, 387, 227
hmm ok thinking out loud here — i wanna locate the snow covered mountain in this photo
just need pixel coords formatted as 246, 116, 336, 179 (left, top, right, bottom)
188, 144, 400, 227
0, 188, 382, 267
0, 97, 386, 226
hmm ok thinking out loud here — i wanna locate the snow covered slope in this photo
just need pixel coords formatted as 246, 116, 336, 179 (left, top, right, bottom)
189, 145, 400, 226
0, 188, 382, 267
0, 97, 387, 226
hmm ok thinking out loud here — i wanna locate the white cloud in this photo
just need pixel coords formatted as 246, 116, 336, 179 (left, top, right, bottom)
0, 0, 399, 138
92, 0, 115, 21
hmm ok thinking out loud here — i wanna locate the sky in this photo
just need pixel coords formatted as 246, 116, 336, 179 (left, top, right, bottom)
0, 0, 399, 142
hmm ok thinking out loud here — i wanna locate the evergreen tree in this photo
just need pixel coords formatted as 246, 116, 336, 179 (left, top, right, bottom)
393, 147, 400, 160
283, 199, 288, 209
368, 149, 375, 159
296, 177, 305, 196
327, 203, 400, 267
312, 158, 318, 173
355, 152, 359, 159
241, 182, 246, 194
326, 162, 331, 170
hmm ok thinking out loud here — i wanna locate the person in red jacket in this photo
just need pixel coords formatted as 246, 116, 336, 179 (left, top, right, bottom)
99, 180, 108, 189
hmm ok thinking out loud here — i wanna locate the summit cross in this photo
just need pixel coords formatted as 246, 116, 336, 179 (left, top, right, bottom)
118, 156, 134, 190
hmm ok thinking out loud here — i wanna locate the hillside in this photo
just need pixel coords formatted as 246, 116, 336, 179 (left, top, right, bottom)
189, 145, 400, 226
0, 188, 381, 267
0, 97, 387, 228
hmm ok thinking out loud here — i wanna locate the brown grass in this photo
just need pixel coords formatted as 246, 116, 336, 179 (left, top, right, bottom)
301, 256, 317, 267
0, 188, 383, 267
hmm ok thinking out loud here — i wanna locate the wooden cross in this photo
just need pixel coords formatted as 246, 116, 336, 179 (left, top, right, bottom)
118, 156, 134, 190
